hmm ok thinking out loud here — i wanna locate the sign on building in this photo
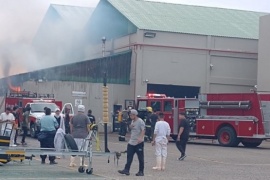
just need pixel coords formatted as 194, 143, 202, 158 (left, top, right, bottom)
72, 91, 86, 97
75, 99, 82, 107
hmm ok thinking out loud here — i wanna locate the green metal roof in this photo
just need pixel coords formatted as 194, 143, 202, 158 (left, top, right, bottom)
107, 0, 268, 39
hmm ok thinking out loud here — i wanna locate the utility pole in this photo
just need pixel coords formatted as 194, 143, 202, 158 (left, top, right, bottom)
102, 36, 110, 152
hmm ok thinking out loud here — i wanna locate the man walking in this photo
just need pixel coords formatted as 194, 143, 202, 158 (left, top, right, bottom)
151, 112, 171, 170
118, 109, 145, 176
176, 112, 190, 161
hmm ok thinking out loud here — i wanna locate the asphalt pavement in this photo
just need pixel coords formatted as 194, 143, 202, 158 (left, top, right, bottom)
1, 133, 270, 180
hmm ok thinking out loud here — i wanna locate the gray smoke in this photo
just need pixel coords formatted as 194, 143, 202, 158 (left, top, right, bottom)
2, 54, 11, 78
0, 1, 97, 79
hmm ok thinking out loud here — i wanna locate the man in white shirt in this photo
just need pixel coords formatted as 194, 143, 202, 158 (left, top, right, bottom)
0, 107, 16, 146
151, 112, 171, 171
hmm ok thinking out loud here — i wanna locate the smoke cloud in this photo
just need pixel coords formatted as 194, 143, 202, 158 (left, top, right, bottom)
0, 0, 98, 79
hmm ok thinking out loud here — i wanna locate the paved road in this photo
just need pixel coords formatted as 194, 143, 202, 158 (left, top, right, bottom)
1, 133, 270, 180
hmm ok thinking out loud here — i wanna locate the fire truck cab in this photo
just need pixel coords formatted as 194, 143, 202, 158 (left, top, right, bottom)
4, 91, 74, 137
136, 93, 270, 147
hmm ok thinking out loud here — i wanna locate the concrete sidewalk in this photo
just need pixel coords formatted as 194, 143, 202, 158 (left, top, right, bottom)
0, 159, 105, 180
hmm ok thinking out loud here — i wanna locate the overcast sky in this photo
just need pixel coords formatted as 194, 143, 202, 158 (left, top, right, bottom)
0, 0, 269, 78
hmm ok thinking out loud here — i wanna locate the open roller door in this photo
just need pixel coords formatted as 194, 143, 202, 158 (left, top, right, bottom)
147, 84, 200, 98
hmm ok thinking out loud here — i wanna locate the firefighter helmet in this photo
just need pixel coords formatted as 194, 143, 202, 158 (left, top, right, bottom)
90, 124, 98, 131
146, 107, 153, 112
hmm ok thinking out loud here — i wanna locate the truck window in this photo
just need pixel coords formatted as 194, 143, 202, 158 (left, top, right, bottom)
164, 101, 173, 112
138, 100, 147, 110
151, 101, 161, 111
31, 103, 58, 113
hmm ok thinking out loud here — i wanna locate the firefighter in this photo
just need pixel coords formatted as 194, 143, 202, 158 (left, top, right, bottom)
144, 107, 153, 142
87, 109, 96, 124
150, 109, 158, 141
118, 110, 128, 141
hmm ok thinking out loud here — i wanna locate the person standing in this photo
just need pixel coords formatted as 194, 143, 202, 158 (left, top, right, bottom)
0, 107, 16, 146
38, 108, 59, 165
87, 109, 96, 124
144, 107, 153, 142
12, 106, 20, 145
150, 109, 158, 141
151, 112, 171, 170
21, 105, 31, 146
54, 108, 62, 128
118, 109, 145, 176
176, 112, 190, 161
64, 108, 71, 134
70, 105, 90, 167
54, 108, 66, 158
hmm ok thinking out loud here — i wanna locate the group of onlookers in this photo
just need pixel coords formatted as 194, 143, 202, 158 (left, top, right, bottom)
0, 106, 30, 146
118, 109, 189, 177
1, 104, 190, 176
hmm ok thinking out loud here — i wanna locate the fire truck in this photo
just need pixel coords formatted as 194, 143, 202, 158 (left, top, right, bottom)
136, 93, 270, 147
2, 91, 74, 137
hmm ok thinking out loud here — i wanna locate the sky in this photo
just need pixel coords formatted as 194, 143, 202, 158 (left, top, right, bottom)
0, 0, 269, 78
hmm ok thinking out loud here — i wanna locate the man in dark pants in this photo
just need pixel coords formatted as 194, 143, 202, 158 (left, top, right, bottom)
144, 107, 152, 142
12, 106, 20, 145
176, 112, 190, 161
64, 108, 71, 134
21, 105, 31, 146
38, 108, 59, 164
118, 109, 145, 176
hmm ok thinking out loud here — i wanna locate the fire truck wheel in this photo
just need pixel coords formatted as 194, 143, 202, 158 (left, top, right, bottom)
217, 126, 239, 147
241, 140, 262, 148
64, 134, 79, 152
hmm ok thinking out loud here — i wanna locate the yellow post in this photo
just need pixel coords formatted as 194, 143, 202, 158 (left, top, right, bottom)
103, 85, 110, 152
95, 129, 101, 151
103, 86, 109, 123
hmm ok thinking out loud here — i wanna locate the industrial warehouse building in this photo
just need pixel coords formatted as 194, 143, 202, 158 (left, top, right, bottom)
0, 0, 269, 129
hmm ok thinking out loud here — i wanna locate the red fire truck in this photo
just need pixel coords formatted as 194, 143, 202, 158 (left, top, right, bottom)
3, 91, 74, 137
136, 93, 270, 147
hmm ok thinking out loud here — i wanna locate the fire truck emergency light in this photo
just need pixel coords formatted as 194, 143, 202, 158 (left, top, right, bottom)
147, 93, 167, 98
32, 99, 53, 102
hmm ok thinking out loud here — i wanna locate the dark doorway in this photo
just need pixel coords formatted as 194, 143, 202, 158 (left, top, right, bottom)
147, 84, 200, 98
